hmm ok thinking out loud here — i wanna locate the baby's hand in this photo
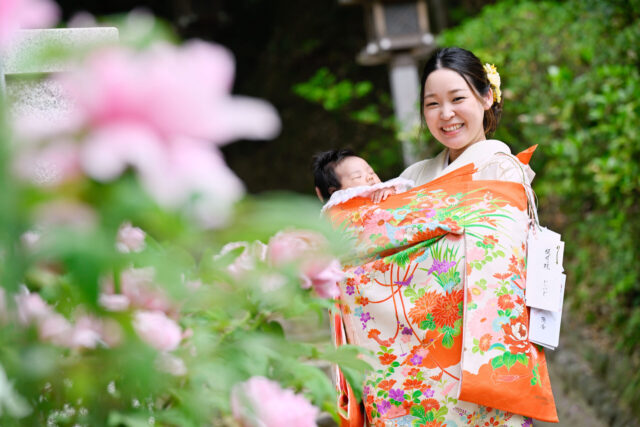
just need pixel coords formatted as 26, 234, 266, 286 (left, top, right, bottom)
370, 187, 396, 204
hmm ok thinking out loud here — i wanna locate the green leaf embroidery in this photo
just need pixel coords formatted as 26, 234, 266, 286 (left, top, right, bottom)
491, 355, 505, 369
516, 353, 529, 366
410, 405, 426, 418
420, 313, 436, 330
503, 352, 517, 370
442, 332, 454, 348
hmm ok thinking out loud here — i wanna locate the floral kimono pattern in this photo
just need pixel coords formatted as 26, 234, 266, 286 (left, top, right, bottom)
328, 157, 558, 427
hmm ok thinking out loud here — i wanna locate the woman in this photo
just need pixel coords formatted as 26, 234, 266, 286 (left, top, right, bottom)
401, 47, 534, 187
328, 47, 556, 427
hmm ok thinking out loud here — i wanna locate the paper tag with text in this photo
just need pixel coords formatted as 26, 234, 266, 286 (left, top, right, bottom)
529, 307, 562, 350
525, 226, 565, 312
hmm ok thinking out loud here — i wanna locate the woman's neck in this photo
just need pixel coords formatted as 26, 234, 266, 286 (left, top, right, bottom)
448, 138, 486, 162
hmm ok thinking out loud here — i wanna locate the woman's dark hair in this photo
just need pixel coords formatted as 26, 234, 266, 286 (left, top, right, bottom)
419, 47, 503, 135
312, 149, 356, 201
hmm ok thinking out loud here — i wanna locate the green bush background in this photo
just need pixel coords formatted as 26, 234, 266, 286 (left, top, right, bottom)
439, 0, 640, 404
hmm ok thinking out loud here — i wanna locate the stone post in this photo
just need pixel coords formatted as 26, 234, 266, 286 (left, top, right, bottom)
389, 53, 421, 167
0, 27, 119, 129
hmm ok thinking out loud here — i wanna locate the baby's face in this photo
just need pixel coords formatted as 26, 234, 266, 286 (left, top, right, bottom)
334, 156, 381, 190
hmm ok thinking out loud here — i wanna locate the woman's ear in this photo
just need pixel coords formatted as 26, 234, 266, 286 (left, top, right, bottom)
483, 88, 494, 110
315, 186, 324, 202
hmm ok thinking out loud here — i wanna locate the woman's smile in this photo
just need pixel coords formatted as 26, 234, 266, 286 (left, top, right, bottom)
442, 123, 464, 134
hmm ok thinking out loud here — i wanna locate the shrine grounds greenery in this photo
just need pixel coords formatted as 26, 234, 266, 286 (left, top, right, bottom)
439, 0, 640, 405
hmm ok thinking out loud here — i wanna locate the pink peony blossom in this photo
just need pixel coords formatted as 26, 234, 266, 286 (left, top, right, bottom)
15, 288, 119, 349
37, 312, 72, 346
15, 288, 52, 325
267, 230, 343, 298
267, 230, 327, 266
98, 293, 130, 312
157, 353, 187, 376
66, 315, 103, 349
99, 267, 175, 313
231, 376, 319, 427
33, 200, 97, 230
301, 259, 344, 299
216, 240, 268, 277
0, 0, 60, 48
116, 222, 146, 253
20, 230, 41, 251
51, 41, 280, 226
13, 139, 83, 187
133, 310, 182, 352
119, 267, 172, 313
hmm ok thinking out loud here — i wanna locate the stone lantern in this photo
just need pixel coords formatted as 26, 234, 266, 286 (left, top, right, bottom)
339, 0, 442, 166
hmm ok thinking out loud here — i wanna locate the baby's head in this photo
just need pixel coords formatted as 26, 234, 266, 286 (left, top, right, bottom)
312, 149, 381, 202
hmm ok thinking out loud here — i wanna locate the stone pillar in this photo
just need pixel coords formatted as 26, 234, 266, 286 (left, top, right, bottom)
0, 27, 119, 130
388, 53, 421, 167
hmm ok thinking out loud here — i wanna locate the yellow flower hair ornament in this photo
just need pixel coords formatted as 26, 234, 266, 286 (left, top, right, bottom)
483, 63, 502, 104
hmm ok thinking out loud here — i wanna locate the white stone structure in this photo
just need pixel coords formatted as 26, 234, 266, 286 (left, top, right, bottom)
389, 54, 421, 166
0, 27, 119, 131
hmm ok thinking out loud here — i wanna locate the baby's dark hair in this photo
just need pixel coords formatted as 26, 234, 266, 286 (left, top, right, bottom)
420, 47, 503, 135
312, 149, 356, 202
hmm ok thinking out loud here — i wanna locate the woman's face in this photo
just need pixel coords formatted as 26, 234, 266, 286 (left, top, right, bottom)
422, 68, 493, 161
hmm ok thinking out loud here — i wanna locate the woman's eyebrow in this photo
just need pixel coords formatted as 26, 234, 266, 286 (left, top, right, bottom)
424, 88, 466, 99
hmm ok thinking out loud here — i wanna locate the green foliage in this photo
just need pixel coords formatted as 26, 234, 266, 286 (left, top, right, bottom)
292, 68, 404, 178
0, 21, 368, 426
439, 0, 640, 410
292, 68, 373, 111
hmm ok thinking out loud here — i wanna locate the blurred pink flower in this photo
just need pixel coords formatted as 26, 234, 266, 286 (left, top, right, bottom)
15, 288, 51, 325
20, 230, 41, 251
13, 139, 83, 187
157, 353, 187, 376
98, 293, 130, 312
38, 312, 72, 346
267, 230, 343, 298
99, 267, 177, 314
119, 267, 172, 313
33, 200, 97, 230
216, 240, 267, 277
301, 259, 344, 299
0, 0, 60, 48
267, 230, 327, 266
231, 376, 319, 427
116, 222, 146, 253
133, 310, 182, 352
54, 41, 280, 226
66, 315, 103, 349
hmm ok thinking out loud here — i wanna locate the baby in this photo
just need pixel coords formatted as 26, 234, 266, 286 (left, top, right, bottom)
312, 149, 413, 211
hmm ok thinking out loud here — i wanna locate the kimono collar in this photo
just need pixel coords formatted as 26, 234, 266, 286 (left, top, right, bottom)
438, 139, 511, 178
